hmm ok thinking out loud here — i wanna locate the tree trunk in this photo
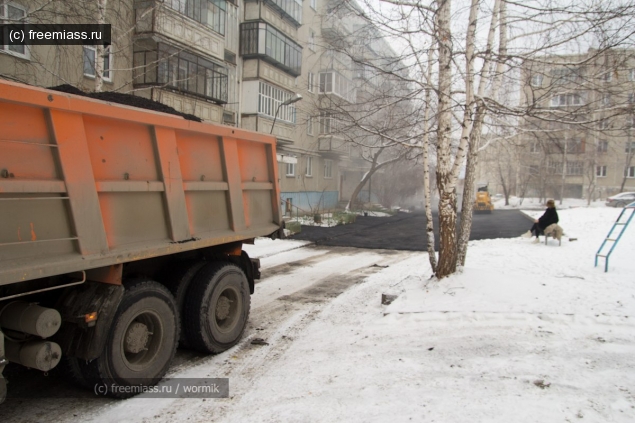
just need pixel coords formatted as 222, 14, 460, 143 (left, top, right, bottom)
456, 114, 481, 267
454, 0, 479, 270
619, 142, 634, 192
346, 149, 402, 211
434, 0, 457, 279
347, 171, 372, 211
457, 0, 503, 268
94, 0, 108, 92
422, 50, 437, 272
436, 179, 458, 278
560, 145, 567, 204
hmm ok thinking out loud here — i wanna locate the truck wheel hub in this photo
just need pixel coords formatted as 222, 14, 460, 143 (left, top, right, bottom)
124, 322, 149, 354
216, 296, 232, 321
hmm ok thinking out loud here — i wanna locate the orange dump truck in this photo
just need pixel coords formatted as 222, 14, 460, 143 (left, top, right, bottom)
0, 80, 282, 401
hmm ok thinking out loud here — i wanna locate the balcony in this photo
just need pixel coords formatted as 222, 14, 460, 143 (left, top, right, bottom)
262, 0, 302, 26
160, 0, 227, 35
133, 41, 228, 104
319, 71, 356, 103
321, 14, 351, 42
134, 0, 229, 62
240, 22, 302, 77
241, 115, 295, 145
318, 136, 350, 158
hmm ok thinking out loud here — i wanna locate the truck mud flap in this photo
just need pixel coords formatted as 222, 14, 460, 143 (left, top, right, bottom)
231, 251, 259, 294
53, 281, 125, 361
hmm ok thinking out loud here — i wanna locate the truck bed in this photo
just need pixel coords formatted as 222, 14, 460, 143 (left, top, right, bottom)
0, 80, 281, 286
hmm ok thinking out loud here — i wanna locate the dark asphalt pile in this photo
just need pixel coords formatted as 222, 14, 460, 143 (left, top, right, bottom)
48, 84, 202, 122
290, 210, 533, 251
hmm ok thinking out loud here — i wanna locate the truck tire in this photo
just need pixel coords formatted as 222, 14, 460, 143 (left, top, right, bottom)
78, 279, 179, 398
183, 263, 250, 354
62, 356, 91, 389
159, 260, 207, 348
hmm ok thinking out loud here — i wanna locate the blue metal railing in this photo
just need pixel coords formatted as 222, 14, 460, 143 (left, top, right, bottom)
595, 201, 635, 272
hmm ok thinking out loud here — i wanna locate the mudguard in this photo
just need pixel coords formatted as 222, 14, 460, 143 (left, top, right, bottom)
52, 281, 125, 361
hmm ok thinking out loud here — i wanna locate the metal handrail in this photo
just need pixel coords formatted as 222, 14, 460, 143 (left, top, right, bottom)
595, 202, 635, 272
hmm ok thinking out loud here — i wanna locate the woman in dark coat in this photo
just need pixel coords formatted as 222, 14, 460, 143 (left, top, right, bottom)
524, 199, 559, 242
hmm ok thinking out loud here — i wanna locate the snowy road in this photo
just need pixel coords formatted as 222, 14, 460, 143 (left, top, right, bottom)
0, 243, 419, 422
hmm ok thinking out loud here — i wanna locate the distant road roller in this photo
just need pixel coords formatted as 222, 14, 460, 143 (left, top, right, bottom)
474, 184, 494, 214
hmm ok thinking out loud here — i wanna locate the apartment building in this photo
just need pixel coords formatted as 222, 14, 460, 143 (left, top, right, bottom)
1, 0, 400, 214
0, 1, 134, 91
515, 48, 635, 199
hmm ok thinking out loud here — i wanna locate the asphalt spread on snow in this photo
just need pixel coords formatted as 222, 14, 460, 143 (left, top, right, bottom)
289, 210, 534, 251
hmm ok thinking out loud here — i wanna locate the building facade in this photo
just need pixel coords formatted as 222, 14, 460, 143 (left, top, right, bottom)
515, 48, 635, 200
1, 0, 400, 214
0, 1, 134, 92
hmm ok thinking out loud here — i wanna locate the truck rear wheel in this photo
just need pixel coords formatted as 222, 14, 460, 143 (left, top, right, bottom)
78, 279, 179, 397
159, 260, 207, 348
183, 263, 250, 354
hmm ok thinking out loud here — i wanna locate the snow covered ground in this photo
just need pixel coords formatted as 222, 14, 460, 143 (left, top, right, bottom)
218, 206, 635, 423
493, 196, 607, 210
65, 205, 635, 423
242, 238, 311, 259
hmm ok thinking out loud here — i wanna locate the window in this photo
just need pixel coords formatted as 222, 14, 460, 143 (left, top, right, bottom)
601, 71, 612, 82
324, 159, 333, 178
134, 43, 228, 103
596, 165, 607, 177
308, 29, 315, 51
307, 116, 313, 135
166, 0, 227, 35
1, 3, 27, 58
566, 138, 584, 154
597, 140, 608, 153
319, 112, 338, 135
84, 46, 113, 82
286, 162, 295, 176
311, 0, 317, 10
629, 93, 635, 104
567, 161, 584, 175
626, 141, 635, 153
305, 156, 313, 176
308, 72, 314, 93
529, 141, 540, 153
549, 160, 584, 176
263, 0, 302, 24
625, 166, 635, 178
551, 93, 583, 107
258, 81, 296, 123
240, 22, 302, 76
530, 74, 543, 87
551, 67, 582, 85
567, 161, 584, 176
628, 116, 635, 129
602, 94, 611, 106
599, 119, 610, 130
318, 71, 355, 102
630, 69, 635, 82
